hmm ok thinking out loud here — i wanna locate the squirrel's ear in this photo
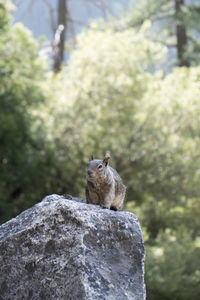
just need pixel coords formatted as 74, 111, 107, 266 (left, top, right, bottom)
103, 154, 110, 166
91, 154, 94, 160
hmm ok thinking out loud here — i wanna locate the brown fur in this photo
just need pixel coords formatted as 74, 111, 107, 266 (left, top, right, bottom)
86, 154, 126, 210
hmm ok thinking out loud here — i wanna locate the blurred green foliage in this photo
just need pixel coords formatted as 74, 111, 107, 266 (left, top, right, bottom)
0, 1, 200, 299
146, 229, 200, 299
0, 1, 59, 222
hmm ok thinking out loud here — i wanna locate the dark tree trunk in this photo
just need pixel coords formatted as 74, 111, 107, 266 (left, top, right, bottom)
175, 0, 189, 67
53, 0, 67, 72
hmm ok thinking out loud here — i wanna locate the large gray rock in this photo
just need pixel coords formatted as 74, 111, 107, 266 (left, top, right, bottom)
0, 194, 145, 300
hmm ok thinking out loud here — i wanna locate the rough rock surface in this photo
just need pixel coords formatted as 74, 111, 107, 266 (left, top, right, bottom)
0, 194, 145, 300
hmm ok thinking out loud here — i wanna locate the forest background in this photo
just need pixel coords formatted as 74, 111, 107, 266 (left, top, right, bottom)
0, 0, 200, 299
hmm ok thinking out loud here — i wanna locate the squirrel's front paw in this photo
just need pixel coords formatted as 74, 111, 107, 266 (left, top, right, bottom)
101, 204, 110, 209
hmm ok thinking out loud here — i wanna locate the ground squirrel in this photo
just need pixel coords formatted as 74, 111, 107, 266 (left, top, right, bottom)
86, 154, 126, 210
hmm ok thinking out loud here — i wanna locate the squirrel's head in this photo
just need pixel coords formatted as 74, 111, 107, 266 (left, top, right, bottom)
86, 154, 110, 181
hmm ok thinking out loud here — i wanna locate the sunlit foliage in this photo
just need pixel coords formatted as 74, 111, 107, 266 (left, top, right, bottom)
0, 2, 200, 299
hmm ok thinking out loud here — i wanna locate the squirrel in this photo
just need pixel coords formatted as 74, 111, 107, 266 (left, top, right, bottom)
85, 153, 126, 210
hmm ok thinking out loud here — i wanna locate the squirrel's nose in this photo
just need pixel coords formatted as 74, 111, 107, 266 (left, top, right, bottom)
87, 170, 93, 176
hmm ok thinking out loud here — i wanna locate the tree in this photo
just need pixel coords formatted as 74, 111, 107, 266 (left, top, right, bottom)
0, 2, 54, 223
175, 0, 189, 66
53, 0, 66, 72
0, 0, 13, 30
13, 0, 115, 71
124, 0, 200, 67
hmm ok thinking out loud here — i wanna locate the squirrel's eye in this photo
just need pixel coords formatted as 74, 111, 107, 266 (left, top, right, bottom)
98, 164, 103, 169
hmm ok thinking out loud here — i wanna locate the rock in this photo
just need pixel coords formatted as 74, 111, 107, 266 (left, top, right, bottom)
0, 194, 145, 300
